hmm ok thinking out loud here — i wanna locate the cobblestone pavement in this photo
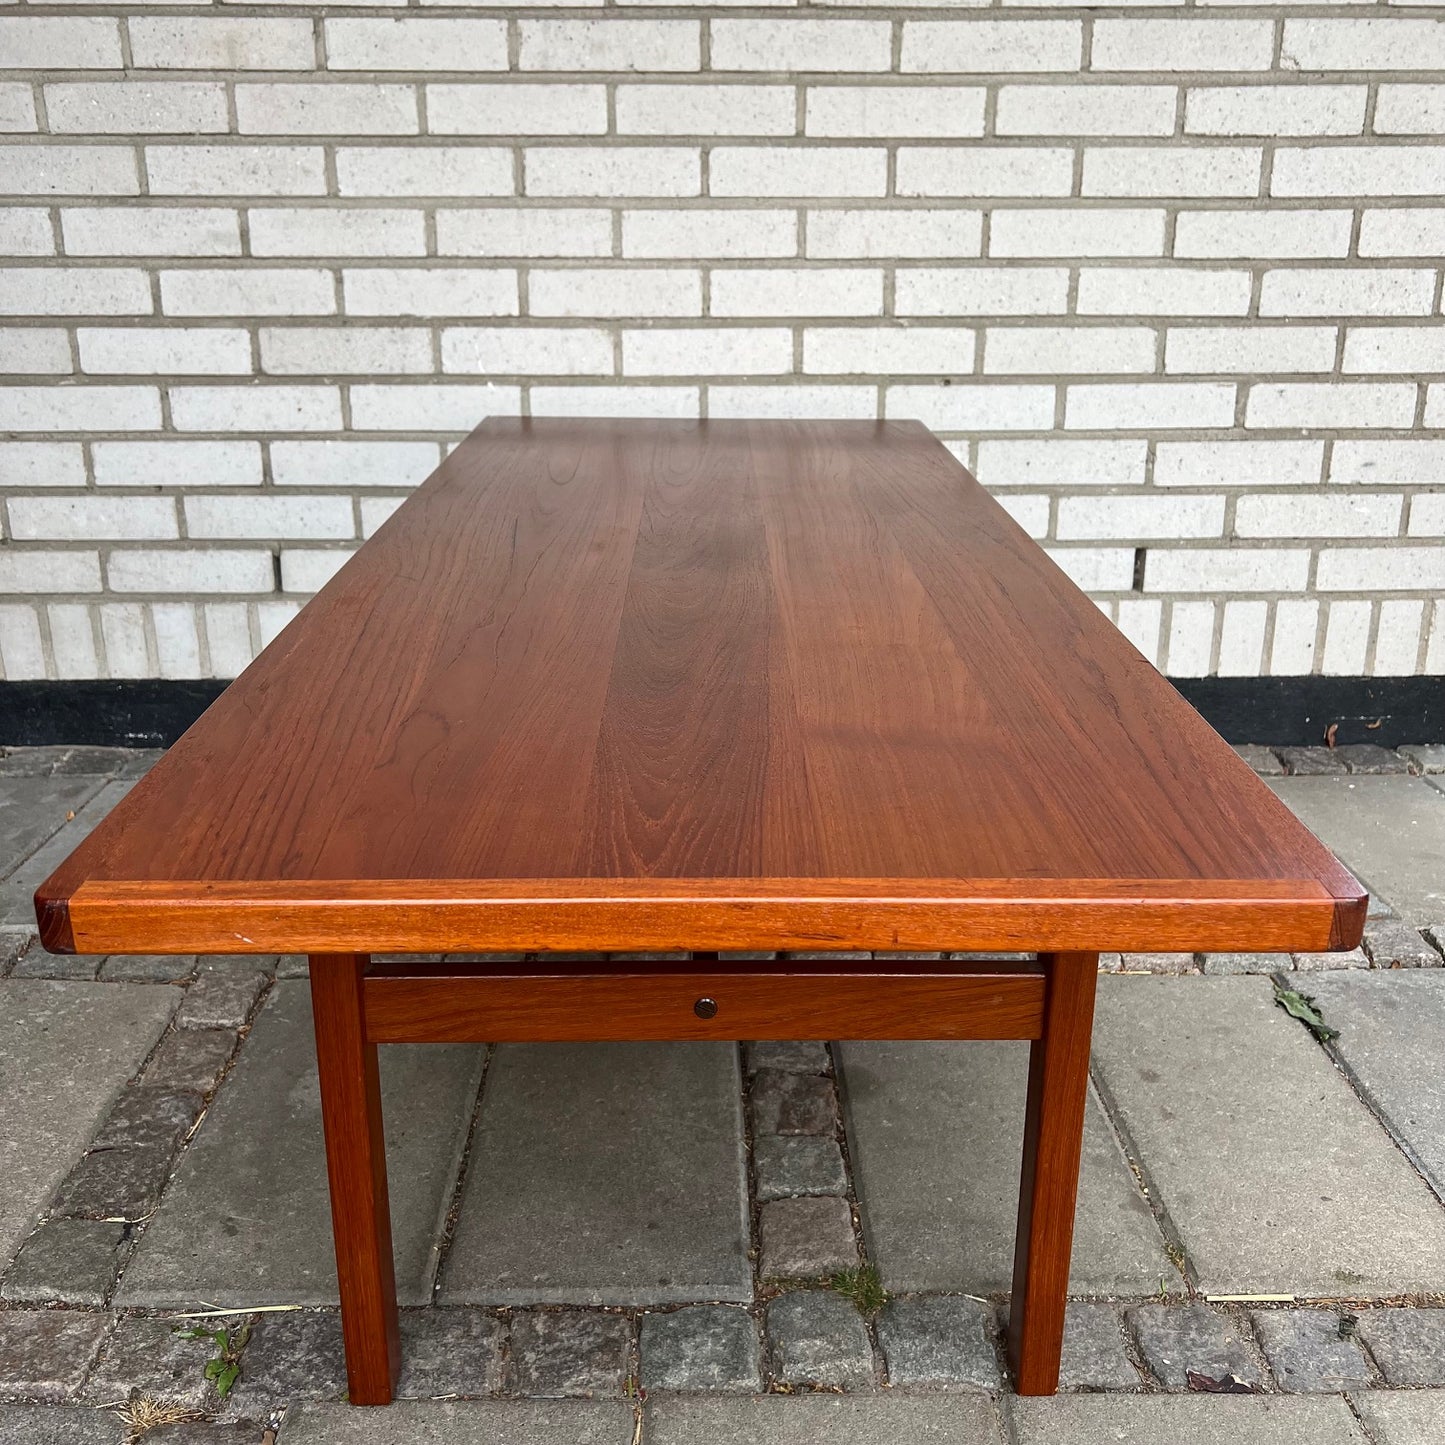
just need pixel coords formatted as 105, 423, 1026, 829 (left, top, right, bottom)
1, 743, 1443, 1444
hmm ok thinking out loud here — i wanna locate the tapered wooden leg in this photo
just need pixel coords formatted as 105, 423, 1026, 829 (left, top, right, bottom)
1007, 950, 1098, 1396
309, 953, 400, 1406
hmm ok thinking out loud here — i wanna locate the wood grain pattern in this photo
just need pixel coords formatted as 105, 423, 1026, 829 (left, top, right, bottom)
35, 418, 1367, 956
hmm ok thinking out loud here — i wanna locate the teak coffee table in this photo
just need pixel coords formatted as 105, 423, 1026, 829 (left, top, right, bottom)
37, 417, 1366, 1403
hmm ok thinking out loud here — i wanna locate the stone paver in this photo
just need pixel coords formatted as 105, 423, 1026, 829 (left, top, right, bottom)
752, 1135, 847, 1202
1057, 1302, 1139, 1391
1, 1220, 127, 1306
442, 1043, 750, 1306
1127, 1303, 1262, 1391
279, 1400, 634, 1444
1233, 745, 1284, 776
1090, 975, 1445, 1295
1250, 1309, 1372, 1393
221, 1312, 345, 1420
1351, 1389, 1445, 1445
84, 1316, 226, 1413
750, 1070, 836, 1135
1363, 921, 1442, 969
1269, 776, 1445, 923
173, 961, 269, 1031
507, 1311, 630, 1398
744, 1041, 828, 1075
646, 1394, 1005, 1444
876, 1295, 1002, 1390
0, 979, 177, 1264
0, 775, 107, 876
1007, 1394, 1366, 1443
1305, 971, 1445, 1198
1201, 952, 1292, 975
758, 1196, 856, 1279
838, 1040, 1176, 1294
397, 1309, 506, 1399
640, 1306, 761, 1393
1277, 747, 1348, 776
144, 1029, 238, 1094
0, 1310, 111, 1402
1356, 1308, 1445, 1386
118, 982, 484, 1307
764, 1290, 874, 1389
96, 955, 197, 983
0, 1407, 125, 1445
1400, 745, 1445, 774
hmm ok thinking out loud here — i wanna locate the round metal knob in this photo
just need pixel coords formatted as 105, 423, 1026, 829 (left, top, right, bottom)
693, 996, 718, 1019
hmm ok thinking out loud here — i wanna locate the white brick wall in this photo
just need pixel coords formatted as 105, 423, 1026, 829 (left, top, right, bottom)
0, 5, 1441, 683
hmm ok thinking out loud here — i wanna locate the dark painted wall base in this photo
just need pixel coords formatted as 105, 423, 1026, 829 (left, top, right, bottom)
0, 675, 1439, 751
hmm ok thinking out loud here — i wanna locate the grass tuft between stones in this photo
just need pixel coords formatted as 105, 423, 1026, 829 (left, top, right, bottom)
829, 1264, 889, 1318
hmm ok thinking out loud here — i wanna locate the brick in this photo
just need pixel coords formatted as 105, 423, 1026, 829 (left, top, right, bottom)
1145, 548, 1311, 593
109, 549, 273, 594
94, 440, 261, 489
260, 326, 433, 375
808, 209, 980, 259
806, 86, 986, 139
1273, 146, 1445, 197
531, 384, 696, 418
876, 1296, 1002, 1389
146, 145, 326, 197
1247, 494, 1406, 545
1344, 326, 1445, 375
281, 549, 352, 592
990, 208, 1165, 257
161, 268, 335, 317
887, 383, 1054, 431
169, 385, 342, 432
1057, 494, 1225, 540
1246, 382, 1416, 430
1066, 382, 1236, 431
1082, 146, 1262, 198
343, 268, 518, 317
1376, 85, 1445, 136
47, 603, 98, 680
0, 83, 34, 134
1282, 18, 1445, 72
439, 208, 613, 258
348, 383, 520, 430
0, 210, 53, 256
805, 326, 975, 376
257, 601, 301, 647
1252, 1309, 1372, 1393
759, 1196, 857, 1279
151, 602, 202, 678
1128, 1303, 1262, 1391
1260, 267, 1435, 317
186, 494, 354, 540
0, 441, 86, 489
250, 207, 425, 257
711, 146, 886, 198
640, 1307, 761, 1393
1165, 326, 1336, 375
1271, 599, 1320, 674
1092, 19, 1273, 72
622, 84, 795, 136
897, 266, 1068, 316
100, 602, 148, 675
0, 385, 160, 432
975, 439, 1146, 488
444, 326, 613, 376
529, 267, 699, 317
325, 17, 507, 71
996, 84, 1176, 137
235, 84, 419, 137
623, 327, 791, 376
1077, 267, 1251, 316
1115, 598, 1163, 665
1365, 205, 1445, 255
1322, 600, 1371, 673
78, 326, 250, 377
713, 20, 891, 73
526, 146, 700, 197
336, 147, 512, 198
427, 84, 608, 136
624, 209, 795, 259
0, 605, 46, 676
1331, 440, 1445, 486
11, 495, 177, 543
1173, 209, 1352, 259
0, 328, 69, 375
711, 267, 881, 318
45, 81, 229, 135
270, 439, 441, 487
360, 498, 405, 537
1410, 494, 1445, 536
62, 207, 241, 257
518, 19, 700, 72
0, 552, 102, 595
902, 20, 1081, 74
0, 18, 122, 69
1217, 599, 1268, 675
1186, 85, 1367, 137
709, 385, 875, 420
1376, 600, 1427, 673
128, 17, 315, 70
0, 267, 150, 318
984, 326, 1154, 375
0, 144, 138, 197
1317, 546, 1445, 592
897, 146, 1073, 197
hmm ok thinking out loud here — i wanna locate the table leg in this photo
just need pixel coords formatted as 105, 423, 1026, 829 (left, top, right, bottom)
309, 953, 401, 1405
1007, 950, 1098, 1395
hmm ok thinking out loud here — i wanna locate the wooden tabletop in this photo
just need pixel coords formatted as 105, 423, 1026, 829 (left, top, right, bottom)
38, 417, 1365, 958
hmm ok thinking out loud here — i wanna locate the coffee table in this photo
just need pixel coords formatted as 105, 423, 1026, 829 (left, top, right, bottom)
36, 417, 1365, 1403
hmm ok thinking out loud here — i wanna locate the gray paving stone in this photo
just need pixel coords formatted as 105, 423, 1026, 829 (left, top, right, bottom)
744, 1041, 829, 1075
1007, 1394, 1367, 1444
1201, 952, 1292, 975
220, 1311, 345, 1421
838, 1040, 1176, 1295
52, 1144, 178, 1221
1058, 1302, 1139, 1391
143, 1030, 237, 1095
0, 980, 177, 1265
765, 1290, 873, 1389
173, 962, 269, 1031
759, 1196, 857, 1280
1128, 1303, 1261, 1391
1305, 971, 1445, 1198
1, 1220, 128, 1306
0, 925, 35, 974
1233, 745, 1285, 776
1292, 947, 1369, 970
1363, 921, 1443, 969
397, 1309, 506, 1399
1400, 744, 1445, 775
1278, 747, 1349, 776
118, 982, 484, 1307
640, 1306, 761, 1393
0, 775, 107, 875
94, 1087, 203, 1154
1120, 953, 1198, 973
12, 954, 101, 980
753, 1135, 847, 1202
1355, 1308, 1445, 1386
442, 1043, 750, 1306
97, 956, 197, 983
0, 1310, 111, 1403
1090, 975, 1445, 1294
1337, 744, 1411, 774
750, 1070, 836, 1135
274, 955, 309, 979
0, 1407, 125, 1445
1269, 776, 1445, 923
279, 1400, 634, 1445
142, 1426, 261, 1445
1351, 1389, 1445, 1445
83, 1316, 226, 1413
1250, 1309, 1372, 1392
647, 1394, 1005, 1445
877, 1295, 1001, 1390
506, 1311, 631, 1398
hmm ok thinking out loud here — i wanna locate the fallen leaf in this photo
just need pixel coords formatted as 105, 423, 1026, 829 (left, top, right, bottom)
1324, 723, 1338, 749
1273, 982, 1339, 1043
1187, 1370, 1256, 1394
